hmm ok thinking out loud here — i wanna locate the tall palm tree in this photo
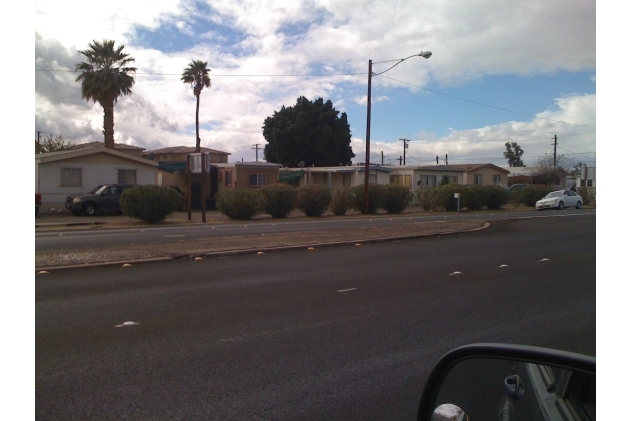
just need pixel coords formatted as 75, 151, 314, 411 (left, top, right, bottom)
75, 39, 136, 149
181, 60, 211, 152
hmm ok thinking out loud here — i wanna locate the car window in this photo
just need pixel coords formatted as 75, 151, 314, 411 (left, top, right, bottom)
545, 192, 562, 198
563, 191, 569, 196
94, 185, 108, 195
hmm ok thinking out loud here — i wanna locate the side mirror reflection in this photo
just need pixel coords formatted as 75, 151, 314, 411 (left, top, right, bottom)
417, 345, 596, 421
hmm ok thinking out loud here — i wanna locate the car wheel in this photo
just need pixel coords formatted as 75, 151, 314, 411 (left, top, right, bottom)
576, 201, 582, 209
82, 202, 96, 216
558, 201, 564, 210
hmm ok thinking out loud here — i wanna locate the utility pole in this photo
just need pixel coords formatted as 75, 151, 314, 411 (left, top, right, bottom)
381, 151, 384, 165
445, 154, 448, 165
37, 131, 41, 144
251, 143, 261, 162
397, 156, 403, 165
400, 138, 410, 165
551, 135, 558, 167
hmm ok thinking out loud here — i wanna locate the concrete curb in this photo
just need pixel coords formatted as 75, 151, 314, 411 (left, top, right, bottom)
35, 222, 491, 273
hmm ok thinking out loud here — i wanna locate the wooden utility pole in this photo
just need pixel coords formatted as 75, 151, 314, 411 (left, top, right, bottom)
201, 153, 207, 223
251, 144, 261, 161
397, 156, 403, 165
552, 135, 558, 166
400, 138, 410, 165
186, 155, 192, 221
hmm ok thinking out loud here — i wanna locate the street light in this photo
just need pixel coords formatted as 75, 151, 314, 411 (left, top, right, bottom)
364, 51, 432, 211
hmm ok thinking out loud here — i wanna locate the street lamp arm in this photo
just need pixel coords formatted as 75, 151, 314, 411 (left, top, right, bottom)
372, 51, 432, 77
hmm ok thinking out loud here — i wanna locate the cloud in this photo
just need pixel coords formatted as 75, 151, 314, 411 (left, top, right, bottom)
34, 0, 595, 162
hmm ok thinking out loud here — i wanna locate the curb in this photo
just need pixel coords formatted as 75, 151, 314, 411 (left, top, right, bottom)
35, 222, 491, 273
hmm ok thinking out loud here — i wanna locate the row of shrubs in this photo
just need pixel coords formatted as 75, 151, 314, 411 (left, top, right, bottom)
215, 184, 414, 220
416, 184, 511, 211
119, 183, 590, 223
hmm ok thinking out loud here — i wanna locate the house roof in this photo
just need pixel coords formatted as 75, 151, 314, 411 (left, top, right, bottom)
143, 146, 231, 156
409, 165, 468, 172
281, 164, 392, 173
446, 163, 511, 174
35, 145, 159, 167
215, 161, 281, 168
67, 141, 145, 152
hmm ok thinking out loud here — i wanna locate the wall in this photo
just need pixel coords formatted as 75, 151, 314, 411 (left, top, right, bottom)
37, 153, 156, 211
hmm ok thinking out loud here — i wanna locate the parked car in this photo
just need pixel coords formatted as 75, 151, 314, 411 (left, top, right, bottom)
65, 184, 134, 216
535, 189, 582, 211
507, 183, 529, 195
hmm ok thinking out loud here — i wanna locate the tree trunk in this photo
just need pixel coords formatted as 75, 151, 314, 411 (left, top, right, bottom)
195, 94, 200, 152
103, 101, 115, 149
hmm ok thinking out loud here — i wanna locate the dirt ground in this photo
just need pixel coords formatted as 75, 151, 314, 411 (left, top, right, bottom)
35, 206, 492, 269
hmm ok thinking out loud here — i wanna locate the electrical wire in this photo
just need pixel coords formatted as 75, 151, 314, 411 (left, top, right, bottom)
377, 74, 596, 129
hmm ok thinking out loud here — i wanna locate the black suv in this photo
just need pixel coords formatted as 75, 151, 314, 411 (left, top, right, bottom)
65, 184, 134, 216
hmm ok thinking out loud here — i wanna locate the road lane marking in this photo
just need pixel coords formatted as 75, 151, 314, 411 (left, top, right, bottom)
164, 235, 185, 238
449, 271, 461, 275
337, 288, 357, 292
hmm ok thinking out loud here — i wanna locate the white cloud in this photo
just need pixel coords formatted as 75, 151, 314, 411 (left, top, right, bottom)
34, 0, 595, 163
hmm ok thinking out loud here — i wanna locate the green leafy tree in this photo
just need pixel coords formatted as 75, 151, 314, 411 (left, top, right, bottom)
181, 60, 211, 152
263, 96, 355, 167
36, 134, 73, 153
503, 142, 525, 167
75, 40, 136, 149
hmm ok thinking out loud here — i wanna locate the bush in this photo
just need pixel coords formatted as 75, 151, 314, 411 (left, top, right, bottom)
216, 188, 263, 220
577, 186, 592, 205
381, 184, 412, 214
519, 185, 553, 207
462, 185, 485, 211
330, 188, 352, 215
415, 187, 438, 211
435, 184, 465, 211
120, 185, 182, 223
483, 185, 509, 210
296, 184, 331, 217
350, 184, 384, 214
260, 183, 297, 218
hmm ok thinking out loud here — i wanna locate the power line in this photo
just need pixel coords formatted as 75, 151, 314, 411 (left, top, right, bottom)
35, 68, 365, 77
36, 67, 596, 130
378, 74, 596, 129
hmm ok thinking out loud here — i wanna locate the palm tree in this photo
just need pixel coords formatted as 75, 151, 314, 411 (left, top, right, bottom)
181, 60, 211, 152
75, 40, 136, 149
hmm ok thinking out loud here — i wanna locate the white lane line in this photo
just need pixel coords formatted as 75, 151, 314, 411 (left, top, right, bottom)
449, 271, 461, 275
164, 235, 185, 237
337, 288, 357, 293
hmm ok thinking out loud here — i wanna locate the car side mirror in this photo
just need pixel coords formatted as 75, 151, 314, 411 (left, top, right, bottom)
417, 344, 595, 421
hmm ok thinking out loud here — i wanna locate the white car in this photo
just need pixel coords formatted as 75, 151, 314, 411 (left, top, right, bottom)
536, 190, 583, 210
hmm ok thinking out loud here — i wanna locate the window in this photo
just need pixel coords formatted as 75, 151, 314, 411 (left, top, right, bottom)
369, 173, 377, 184
343, 174, 351, 188
249, 173, 267, 187
390, 175, 413, 187
474, 174, 483, 185
118, 169, 137, 185
419, 175, 437, 187
225, 170, 233, 187
61, 168, 82, 187
554, 177, 561, 186
493, 174, 502, 185
587, 180, 593, 187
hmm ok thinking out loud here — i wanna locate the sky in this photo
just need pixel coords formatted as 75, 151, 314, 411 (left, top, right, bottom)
33, 0, 597, 169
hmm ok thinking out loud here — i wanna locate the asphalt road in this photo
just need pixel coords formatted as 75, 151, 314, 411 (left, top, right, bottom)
36, 215, 596, 420
35, 208, 591, 251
